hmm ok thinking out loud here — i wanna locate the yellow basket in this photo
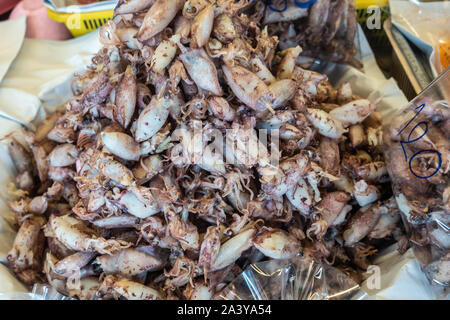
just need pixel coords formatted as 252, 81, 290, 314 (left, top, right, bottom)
46, 7, 114, 37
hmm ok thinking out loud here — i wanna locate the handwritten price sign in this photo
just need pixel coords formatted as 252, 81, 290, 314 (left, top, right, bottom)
397, 103, 442, 179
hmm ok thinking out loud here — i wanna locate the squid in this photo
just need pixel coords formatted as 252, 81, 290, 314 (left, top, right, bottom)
137, 0, 184, 42
7, 217, 45, 284
47, 215, 131, 254
4, 0, 413, 299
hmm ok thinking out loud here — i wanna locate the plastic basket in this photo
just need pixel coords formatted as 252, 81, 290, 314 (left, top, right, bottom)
46, 7, 113, 37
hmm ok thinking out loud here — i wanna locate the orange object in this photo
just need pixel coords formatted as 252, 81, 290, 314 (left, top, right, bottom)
439, 42, 450, 70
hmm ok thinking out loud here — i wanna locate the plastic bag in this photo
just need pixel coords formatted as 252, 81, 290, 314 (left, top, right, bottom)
218, 257, 367, 300
260, 0, 362, 68
390, 0, 450, 76
383, 67, 449, 287
0, 284, 72, 300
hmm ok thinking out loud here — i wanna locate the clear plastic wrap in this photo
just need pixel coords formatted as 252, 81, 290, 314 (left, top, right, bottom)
0, 284, 72, 300
262, 0, 362, 68
218, 257, 367, 300
383, 67, 450, 287
390, 0, 450, 77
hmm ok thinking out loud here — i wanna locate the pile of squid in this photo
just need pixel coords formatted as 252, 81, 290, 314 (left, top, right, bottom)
5, 0, 405, 300
263, 0, 361, 68
384, 99, 450, 286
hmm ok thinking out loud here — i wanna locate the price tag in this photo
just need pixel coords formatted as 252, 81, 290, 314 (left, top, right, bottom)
397, 103, 442, 179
